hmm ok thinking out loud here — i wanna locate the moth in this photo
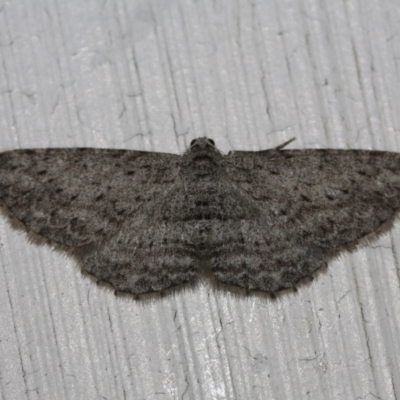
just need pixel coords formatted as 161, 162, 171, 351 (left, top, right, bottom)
0, 137, 399, 295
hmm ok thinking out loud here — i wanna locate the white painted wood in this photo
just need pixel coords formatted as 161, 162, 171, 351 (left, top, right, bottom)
1, 1, 399, 399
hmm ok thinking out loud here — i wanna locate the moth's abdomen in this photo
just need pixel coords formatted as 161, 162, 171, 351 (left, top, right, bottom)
184, 180, 219, 221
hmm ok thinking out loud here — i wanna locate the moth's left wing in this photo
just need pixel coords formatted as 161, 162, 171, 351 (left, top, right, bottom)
226, 148, 400, 250
0, 148, 180, 248
80, 182, 199, 295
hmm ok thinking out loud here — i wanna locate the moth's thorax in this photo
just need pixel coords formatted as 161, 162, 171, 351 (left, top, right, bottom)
181, 137, 224, 179
178, 139, 225, 239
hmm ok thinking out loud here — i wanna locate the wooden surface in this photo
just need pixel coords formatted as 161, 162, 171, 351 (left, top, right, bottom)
1, 1, 400, 399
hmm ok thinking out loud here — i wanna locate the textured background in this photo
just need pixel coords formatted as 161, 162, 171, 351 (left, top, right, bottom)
1, 1, 400, 399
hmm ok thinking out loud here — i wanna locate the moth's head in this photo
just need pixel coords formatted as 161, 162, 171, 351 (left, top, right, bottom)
186, 138, 222, 156
185, 137, 222, 158
182, 137, 223, 171
189, 137, 216, 150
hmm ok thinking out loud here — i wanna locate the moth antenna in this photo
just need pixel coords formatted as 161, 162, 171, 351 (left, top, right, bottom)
273, 137, 296, 151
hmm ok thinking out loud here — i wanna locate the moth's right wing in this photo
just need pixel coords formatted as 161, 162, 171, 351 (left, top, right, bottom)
0, 148, 180, 248
209, 148, 400, 293
225, 148, 400, 250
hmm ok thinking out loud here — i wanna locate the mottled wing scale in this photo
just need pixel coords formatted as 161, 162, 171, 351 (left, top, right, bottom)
1, 140, 400, 296
0, 148, 205, 294
206, 182, 326, 292
81, 184, 199, 294
0, 148, 180, 247
212, 148, 400, 291
226, 149, 400, 248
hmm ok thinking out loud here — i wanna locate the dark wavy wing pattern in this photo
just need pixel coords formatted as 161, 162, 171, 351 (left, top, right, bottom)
0, 148, 179, 248
226, 149, 400, 249
2, 139, 400, 295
